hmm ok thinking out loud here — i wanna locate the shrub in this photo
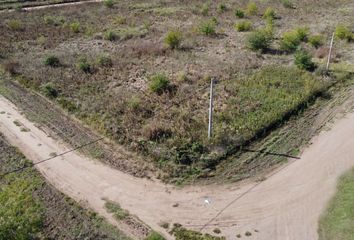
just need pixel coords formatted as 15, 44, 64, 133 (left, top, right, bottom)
6, 19, 24, 31
294, 49, 316, 71
103, 0, 114, 8
41, 82, 59, 98
104, 30, 118, 41
235, 9, 245, 18
44, 55, 60, 67
198, 20, 216, 36
210, 17, 218, 25
247, 28, 273, 52
246, 2, 258, 16
57, 97, 77, 112
145, 231, 166, 240
114, 16, 127, 25
217, 3, 227, 13
69, 22, 80, 33
280, 30, 301, 52
308, 35, 324, 48
143, 123, 172, 141
263, 7, 276, 20
149, 73, 170, 94
335, 25, 353, 42
164, 30, 183, 49
43, 15, 66, 26
235, 21, 252, 32
213, 228, 221, 234
77, 57, 91, 73
97, 55, 112, 67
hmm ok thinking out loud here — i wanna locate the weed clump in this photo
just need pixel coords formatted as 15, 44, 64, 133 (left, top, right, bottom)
69, 22, 80, 33
164, 30, 183, 49
198, 20, 216, 36
104, 200, 129, 220
308, 35, 324, 48
76, 57, 91, 73
6, 19, 24, 31
282, 0, 294, 8
335, 25, 353, 42
294, 49, 316, 71
104, 30, 118, 41
246, 2, 258, 16
43, 15, 66, 26
280, 30, 301, 52
263, 7, 276, 20
247, 28, 273, 52
235, 21, 252, 32
235, 9, 245, 18
97, 55, 112, 67
217, 3, 227, 13
41, 83, 59, 98
103, 0, 114, 8
149, 73, 170, 94
44, 55, 60, 67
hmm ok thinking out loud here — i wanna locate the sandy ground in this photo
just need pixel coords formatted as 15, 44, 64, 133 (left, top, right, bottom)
1, 94, 354, 240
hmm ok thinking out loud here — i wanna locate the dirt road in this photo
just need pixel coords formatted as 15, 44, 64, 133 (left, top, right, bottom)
1, 94, 353, 240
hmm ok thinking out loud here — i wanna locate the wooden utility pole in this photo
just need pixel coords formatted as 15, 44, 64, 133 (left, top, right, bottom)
208, 79, 214, 139
326, 32, 335, 71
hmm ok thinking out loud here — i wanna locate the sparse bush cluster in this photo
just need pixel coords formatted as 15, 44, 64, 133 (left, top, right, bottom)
76, 57, 91, 73
6, 19, 24, 31
280, 27, 309, 52
41, 82, 59, 98
44, 55, 60, 67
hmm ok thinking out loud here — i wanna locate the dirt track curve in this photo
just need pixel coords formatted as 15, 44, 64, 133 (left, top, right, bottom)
1, 94, 354, 240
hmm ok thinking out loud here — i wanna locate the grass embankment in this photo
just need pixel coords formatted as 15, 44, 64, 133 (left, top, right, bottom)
0, 0, 86, 10
0, 134, 130, 240
318, 168, 354, 240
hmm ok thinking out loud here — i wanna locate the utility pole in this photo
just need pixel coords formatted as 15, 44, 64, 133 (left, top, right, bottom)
208, 78, 214, 139
326, 32, 335, 71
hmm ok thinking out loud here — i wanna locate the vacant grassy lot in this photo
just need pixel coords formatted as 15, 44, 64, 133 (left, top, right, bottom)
0, 0, 353, 182
318, 168, 354, 240
0, 134, 131, 240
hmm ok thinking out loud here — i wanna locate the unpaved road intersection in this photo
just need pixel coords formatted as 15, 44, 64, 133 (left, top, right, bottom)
1, 94, 354, 240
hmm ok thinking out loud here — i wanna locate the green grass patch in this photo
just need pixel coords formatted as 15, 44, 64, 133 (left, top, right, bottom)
318, 168, 354, 240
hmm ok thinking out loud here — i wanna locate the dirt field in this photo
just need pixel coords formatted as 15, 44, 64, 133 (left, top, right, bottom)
1, 0, 353, 183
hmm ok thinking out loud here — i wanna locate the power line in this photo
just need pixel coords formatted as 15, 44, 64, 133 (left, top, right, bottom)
0, 137, 104, 179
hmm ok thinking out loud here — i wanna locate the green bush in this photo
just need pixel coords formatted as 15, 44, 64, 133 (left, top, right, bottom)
41, 82, 59, 98
77, 57, 91, 73
145, 231, 166, 240
149, 73, 170, 94
235, 9, 245, 18
44, 55, 60, 67
308, 35, 324, 48
235, 21, 252, 32
97, 55, 113, 67
280, 30, 301, 52
103, 0, 114, 8
263, 7, 276, 20
43, 15, 66, 26
69, 22, 80, 33
335, 25, 353, 42
246, 2, 258, 16
198, 20, 216, 36
282, 0, 294, 8
104, 30, 118, 41
294, 49, 316, 71
247, 28, 273, 52
164, 30, 183, 49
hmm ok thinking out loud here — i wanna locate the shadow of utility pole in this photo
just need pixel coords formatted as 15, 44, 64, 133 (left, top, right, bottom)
242, 148, 301, 159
